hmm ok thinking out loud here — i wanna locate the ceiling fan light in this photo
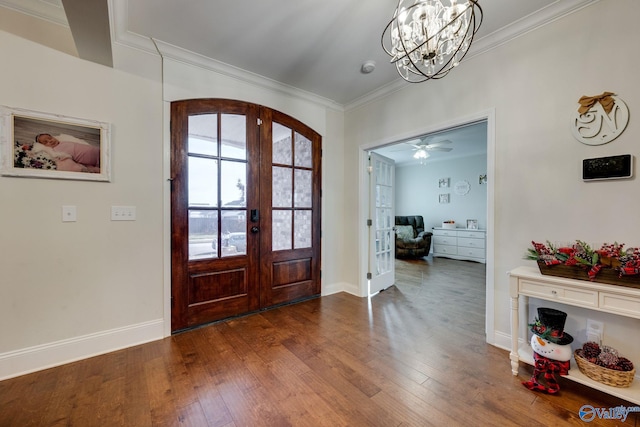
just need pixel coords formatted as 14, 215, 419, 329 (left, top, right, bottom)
413, 149, 430, 159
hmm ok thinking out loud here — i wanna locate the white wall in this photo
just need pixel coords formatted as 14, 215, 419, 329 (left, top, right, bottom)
345, 0, 640, 360
395, 154, 487, 231
0, 29, 347, 378
0, 31, 165, 378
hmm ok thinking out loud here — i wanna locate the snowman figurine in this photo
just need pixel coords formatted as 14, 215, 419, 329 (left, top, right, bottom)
522, 307, 574, 394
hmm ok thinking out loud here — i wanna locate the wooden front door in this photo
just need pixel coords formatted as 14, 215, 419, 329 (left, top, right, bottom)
170, 99, 321, 332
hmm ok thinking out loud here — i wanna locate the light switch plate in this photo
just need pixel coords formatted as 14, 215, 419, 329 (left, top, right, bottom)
111, 206, 136, 221
62, 205, 77, 222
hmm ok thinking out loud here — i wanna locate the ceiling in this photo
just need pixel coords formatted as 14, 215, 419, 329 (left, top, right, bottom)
373, 120, 487, 166
0, 0, 598, 107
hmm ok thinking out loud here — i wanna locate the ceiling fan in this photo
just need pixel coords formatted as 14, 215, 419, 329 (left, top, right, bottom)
401, 137, 453, 160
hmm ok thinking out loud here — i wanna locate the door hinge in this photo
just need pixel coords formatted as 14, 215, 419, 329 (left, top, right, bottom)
367, 219, 372, 226
257, 118, 262, 125
367, 272, 372, 280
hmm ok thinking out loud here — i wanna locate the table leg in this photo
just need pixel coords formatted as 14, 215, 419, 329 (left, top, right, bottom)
510, 293, 519, 375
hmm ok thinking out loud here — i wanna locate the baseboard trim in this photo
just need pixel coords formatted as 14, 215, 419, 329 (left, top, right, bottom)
0, 319, 164, 381
322, 281, 360, 297
493, 330, 525, 352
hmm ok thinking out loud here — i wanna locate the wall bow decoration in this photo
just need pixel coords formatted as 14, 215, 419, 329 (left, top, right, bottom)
571, 92, 629, 145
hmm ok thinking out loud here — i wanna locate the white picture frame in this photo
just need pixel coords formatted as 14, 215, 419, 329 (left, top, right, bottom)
439, 193, 450, 204
438, 178, 449, 188
0, 106, 111, 182
466, 219, 478, 230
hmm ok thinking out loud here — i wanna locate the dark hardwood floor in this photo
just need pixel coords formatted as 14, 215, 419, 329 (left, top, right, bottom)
1, 256, 637, 426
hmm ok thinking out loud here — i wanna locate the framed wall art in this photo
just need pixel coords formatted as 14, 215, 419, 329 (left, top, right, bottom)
438, 178, 449, 188
0, 106, 111, 182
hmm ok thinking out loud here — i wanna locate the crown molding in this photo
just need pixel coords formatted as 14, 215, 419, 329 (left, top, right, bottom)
110, 0, 343, 112
0, 0, 67, 26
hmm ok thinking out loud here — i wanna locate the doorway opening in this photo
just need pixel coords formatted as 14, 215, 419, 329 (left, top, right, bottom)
359, 111, 495, 342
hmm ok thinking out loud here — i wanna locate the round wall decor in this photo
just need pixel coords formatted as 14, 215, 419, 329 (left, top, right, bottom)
454, 180, 470, 196
571, 93, 629, 145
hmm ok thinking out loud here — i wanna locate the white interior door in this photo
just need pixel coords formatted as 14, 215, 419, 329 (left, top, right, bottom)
368, 152, 395, 295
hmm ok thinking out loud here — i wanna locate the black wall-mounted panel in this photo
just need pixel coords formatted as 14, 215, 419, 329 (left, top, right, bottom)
583, 155, 633, 181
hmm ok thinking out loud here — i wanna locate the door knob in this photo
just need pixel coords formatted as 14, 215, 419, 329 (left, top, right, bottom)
251, 226, 259, 233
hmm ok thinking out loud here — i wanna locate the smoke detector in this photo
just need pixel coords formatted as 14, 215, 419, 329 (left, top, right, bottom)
361, 60, 376, 74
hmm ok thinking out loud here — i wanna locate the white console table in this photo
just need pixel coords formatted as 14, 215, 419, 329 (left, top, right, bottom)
509, 266, 640, 404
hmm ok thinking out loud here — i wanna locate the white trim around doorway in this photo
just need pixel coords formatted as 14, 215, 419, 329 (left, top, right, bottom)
357, 109, 496, 345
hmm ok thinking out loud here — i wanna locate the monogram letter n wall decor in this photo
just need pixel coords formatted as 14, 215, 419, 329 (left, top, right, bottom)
571, 92, 629, 145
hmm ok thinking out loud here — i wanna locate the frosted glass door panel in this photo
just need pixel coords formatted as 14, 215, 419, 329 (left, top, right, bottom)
272, 210, 292, 251
272, 166, 293, 208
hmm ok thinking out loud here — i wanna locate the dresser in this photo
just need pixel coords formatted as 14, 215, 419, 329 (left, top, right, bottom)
509, 266, 640, 405
432, 227, 485, 263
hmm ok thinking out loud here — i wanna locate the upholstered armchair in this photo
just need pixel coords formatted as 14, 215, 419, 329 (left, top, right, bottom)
394, 215, 433, 258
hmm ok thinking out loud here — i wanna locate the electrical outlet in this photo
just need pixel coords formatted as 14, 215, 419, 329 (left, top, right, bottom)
586, 319, 604, 344
111, 206, 136, 221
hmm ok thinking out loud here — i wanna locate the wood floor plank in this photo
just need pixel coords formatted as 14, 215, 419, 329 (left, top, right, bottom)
1, 256, 638, 426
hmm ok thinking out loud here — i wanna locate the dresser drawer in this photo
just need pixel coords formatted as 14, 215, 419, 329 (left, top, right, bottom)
432, 229, 457, 237
599, 292, 640, 318
457, 247, 485, 259
457, 237, 485, 249
519, 280, 598, 308
434, 245, 457, 255
458, 230, 484, 239
433, 236, 457, 246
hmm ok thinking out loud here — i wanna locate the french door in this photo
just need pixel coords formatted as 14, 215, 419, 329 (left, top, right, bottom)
368, 152, 395, 295
170, 99, 321, 332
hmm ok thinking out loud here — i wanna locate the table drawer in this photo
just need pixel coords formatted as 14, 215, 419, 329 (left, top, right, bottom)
457, 237, 485, 249
434, 245, 457, 255
519, 280, 598, 308
433, 236, 457, 246
599, 292, 640, 318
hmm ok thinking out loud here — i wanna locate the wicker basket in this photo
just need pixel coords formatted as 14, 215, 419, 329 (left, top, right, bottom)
574, 350, 636, 388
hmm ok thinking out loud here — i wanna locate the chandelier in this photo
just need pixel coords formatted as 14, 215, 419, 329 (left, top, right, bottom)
381, 0, 483, 83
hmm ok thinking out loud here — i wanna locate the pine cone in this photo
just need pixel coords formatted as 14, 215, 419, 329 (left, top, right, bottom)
601, 345, 619, 357
618, 357, 635, 372
583, 342, 601, 358
598, 351, 619, 366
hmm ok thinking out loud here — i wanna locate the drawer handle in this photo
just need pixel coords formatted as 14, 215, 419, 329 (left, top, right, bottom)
551, 290, 558, 296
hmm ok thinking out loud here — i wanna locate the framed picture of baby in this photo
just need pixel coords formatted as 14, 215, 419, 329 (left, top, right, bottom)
0, 106, 111, 182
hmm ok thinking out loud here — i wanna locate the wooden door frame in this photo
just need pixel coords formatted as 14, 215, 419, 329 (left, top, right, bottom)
169, 99, 322, 332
